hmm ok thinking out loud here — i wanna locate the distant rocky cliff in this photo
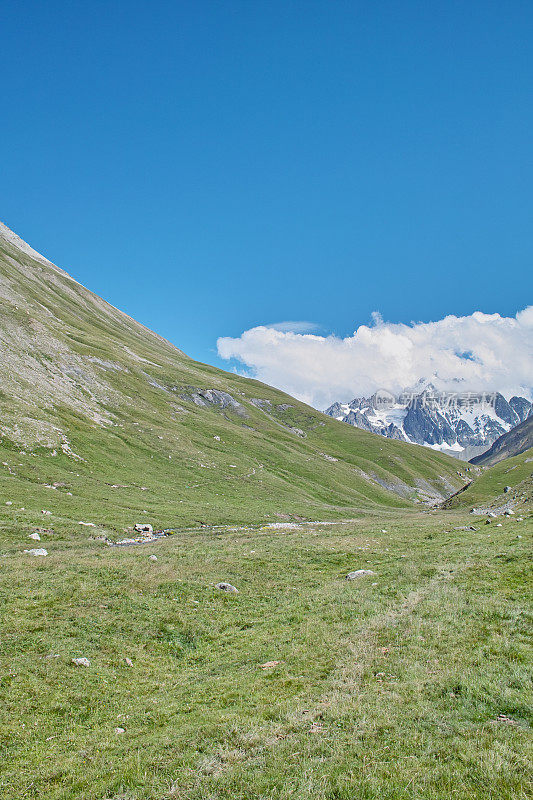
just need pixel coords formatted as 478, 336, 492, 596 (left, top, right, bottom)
325, 382, 532, 460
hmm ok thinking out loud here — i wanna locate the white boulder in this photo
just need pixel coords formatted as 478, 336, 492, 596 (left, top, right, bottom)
346, 569, 376, 580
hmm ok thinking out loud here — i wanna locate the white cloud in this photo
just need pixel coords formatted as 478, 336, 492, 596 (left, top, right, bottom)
217, 308, 533, 409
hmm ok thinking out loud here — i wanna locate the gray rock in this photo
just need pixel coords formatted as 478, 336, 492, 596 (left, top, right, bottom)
215, 582, 239, 593
346, 569, 376, 580
403, 399, 456, 447
494, 393, 519, 427
503, 486, 512, 493
149, 554, 158, 561
24, 548, 48, 556
134, 523, 153, 534
72, 657, 90, 667
509, 396, 532, 423
250, 398, 272, 409
28, 532, 41, 541
289, 427, 306, 437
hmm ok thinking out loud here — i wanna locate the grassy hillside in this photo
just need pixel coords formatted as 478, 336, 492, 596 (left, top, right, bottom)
0, 224, 467, 537
445, 448, 533, 512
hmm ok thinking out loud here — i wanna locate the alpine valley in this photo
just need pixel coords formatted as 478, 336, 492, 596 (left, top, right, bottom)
325, 382, 532, 461
0, 221, 532, 800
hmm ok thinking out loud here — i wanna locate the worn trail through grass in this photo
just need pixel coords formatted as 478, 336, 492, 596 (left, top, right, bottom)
1, 508, 531, 799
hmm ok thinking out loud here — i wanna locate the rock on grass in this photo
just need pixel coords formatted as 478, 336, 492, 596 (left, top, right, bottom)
215, 582, 239, 593
346, 569, 376, 580
72, 657, 90, 667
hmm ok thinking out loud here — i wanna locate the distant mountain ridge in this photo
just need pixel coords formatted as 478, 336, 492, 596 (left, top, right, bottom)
325, 381, 532, 461
469, 415, 533, 466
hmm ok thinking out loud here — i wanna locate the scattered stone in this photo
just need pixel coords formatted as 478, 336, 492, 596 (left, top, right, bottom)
289, 427, 306, 437
78, 521, 96, 527
28, 533, 41, 541
24, 548, 48, 556
149, 554, 158, 561
381, 529, 387, 533
262, 522, 301, 530
72, 657, 90, 667
496, 523, 502, 527
124, 658, 134, 667
114, 727, 126, 735
504, 509, 515, 516
260, 660, 281, 669
346, 569, 376, 580
485, 519, 491, 525
504, 486, 511, 493
41, 509, 51, 515
134, 523, 153, 534
5, 501, 12, 506
215, 582, 239, 593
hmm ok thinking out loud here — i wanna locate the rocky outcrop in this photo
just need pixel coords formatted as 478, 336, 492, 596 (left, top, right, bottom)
509, 396, 532, 422
403, 400, 456, 446
180, 388, 248, 417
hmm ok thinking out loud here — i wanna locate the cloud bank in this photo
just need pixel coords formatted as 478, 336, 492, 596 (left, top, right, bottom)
217, 307, 533, 409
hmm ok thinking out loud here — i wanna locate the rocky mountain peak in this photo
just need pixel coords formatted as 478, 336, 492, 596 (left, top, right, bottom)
325, 385, 532, 461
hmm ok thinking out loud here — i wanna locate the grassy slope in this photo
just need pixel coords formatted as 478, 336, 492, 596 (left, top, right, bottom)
0, 508, 531, 799
445, 449, 533, 511
0, 231, 467, 535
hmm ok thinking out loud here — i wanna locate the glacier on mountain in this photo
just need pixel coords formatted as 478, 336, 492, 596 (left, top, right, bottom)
324, 382, 532, 460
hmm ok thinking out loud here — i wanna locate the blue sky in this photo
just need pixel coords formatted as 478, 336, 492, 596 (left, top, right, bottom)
1, 0, 532, 375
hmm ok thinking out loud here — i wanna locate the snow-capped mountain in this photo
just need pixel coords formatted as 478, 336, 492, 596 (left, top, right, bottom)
324, 382, 532, 461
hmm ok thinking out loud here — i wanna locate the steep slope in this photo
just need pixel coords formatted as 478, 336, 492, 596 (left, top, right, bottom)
443, 447, 532, 512
325, 382, 531, 461
0, 222, 466, 533
470, 416, 533, 466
